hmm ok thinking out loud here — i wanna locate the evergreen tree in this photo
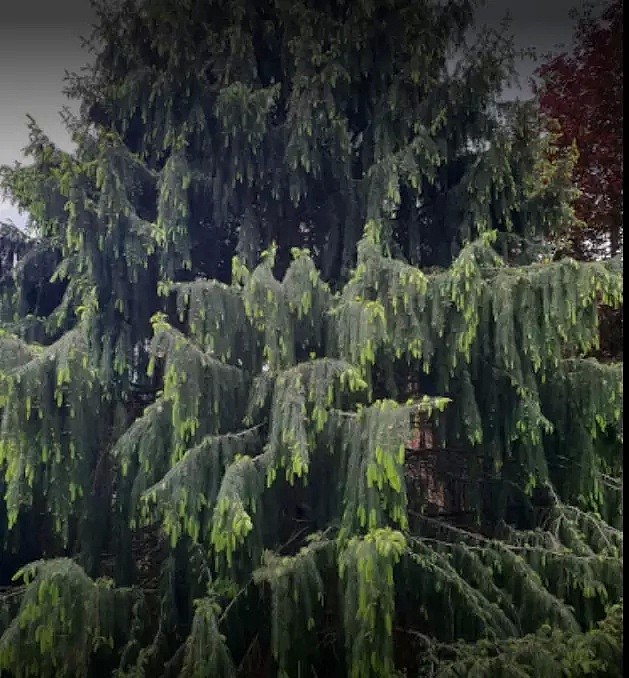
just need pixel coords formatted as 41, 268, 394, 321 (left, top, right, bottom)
0, 1, 623, 676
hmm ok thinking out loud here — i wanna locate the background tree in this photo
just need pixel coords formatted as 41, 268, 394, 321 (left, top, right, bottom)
534, 0, 623, 362
534, 0, 623, 260
0, 0, 623, 676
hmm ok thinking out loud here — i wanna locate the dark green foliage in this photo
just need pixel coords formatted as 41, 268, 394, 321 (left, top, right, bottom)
0, 0, 622, 675
418, 602, 623, 677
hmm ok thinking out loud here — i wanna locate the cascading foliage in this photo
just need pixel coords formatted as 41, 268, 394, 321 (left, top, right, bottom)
0, 0, 623, 676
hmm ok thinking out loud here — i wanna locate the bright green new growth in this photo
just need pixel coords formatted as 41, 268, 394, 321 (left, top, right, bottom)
339, 528, 407, 677
0, 235, 621, 676
0, 559, 138, 678
0, 0, 623, 675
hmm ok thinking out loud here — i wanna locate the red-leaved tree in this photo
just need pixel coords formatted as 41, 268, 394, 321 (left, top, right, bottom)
534, 0, 623, 260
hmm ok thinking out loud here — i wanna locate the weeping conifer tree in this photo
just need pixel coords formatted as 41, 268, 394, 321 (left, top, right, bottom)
0, 0, 623, 676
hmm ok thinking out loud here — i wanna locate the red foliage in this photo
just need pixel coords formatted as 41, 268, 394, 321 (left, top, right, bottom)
533, 0, 623, 259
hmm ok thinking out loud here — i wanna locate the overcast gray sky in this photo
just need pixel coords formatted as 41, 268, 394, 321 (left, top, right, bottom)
0, 0, 578, 226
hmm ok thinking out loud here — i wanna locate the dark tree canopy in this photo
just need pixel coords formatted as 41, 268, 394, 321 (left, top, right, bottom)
0, 1, 623, 676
